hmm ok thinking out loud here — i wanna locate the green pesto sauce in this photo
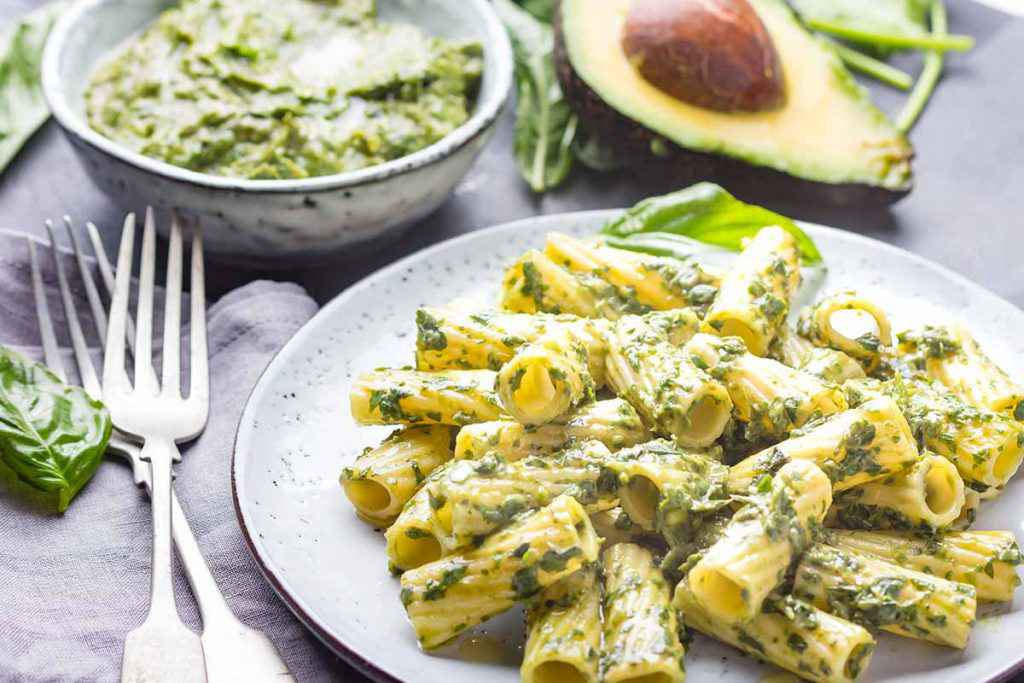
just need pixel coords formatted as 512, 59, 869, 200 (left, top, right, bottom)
85, 0, 482, 179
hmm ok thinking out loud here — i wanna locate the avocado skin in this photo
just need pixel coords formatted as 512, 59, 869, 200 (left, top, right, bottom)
553, 6, 913, 207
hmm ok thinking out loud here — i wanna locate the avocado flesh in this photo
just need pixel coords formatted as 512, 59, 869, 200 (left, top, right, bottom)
558, 0, 913, 196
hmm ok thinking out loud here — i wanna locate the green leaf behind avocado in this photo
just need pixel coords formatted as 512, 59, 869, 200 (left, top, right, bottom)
600, 183, 824, 265
494, 0, 577, 193
788, 0, 971, 53
512, 0, 556, 24
0, 345, 111, 512
0, 3, 64, 174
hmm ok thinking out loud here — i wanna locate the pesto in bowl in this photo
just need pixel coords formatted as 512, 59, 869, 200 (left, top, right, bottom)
84, 0, 482, 180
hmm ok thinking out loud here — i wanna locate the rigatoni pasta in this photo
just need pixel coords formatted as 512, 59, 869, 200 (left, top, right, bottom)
601, 543, 686, 683
385, 462, 455, 572
546, 232, 721, 314
606, 315, 732, 448
522, 566, 602, 683
415, 307, 545, 372
798, 291, 893, 372
500, 236, 720, 320
674, 583, 876, 683
702, 226, 801, 356
897, 377, 1024, 493
340, 425, 455, 526
351, 369, 505, 426
827, 529, 1023, 602
497, 325, 598, 425
899, 323, 1024, 417
433, 442, 616, 544
689, 459, 832, 624
728, 397, 918, 494
777, 326, 866, 385
793, 543, 977, 649
453, 398, 649, 462
400, 494, 599, 649
601, 439, 729, 532
685, 332, 848, 442
502, 249, 605, 318
828, 453, 965, 532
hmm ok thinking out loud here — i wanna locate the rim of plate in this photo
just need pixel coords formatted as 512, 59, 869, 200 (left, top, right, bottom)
42, 0, 513, 195
231, 211, 1024, 683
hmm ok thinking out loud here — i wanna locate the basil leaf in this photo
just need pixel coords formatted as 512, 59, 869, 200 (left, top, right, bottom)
787, 0, 972, 53
494, 0, 577, 193
512, 0, 556, 24
0, 345, 112, 512
603, 232, 727, 262
0, 2, 64, 174
600, 182, 824, 265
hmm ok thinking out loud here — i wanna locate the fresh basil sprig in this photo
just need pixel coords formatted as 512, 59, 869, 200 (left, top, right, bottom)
0, 2, 64, 174
494, 0, 578, 193
0, 345, 112, 512
600, 182, 824, 265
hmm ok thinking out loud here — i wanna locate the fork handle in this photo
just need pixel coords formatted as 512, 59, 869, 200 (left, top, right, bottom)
141, 437, 184, 616
118, 440, 295, 681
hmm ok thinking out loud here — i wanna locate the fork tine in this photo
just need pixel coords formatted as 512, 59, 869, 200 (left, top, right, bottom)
64, 216, 108, 347
133, 207, 158, 394
161, 211, 183, 397
187, 224, 208, 410
104, 213, 135, 394
87, 220, 139, 352
28, 237, 66, 381
87, 218, 163, 390
45, 221, 102, 399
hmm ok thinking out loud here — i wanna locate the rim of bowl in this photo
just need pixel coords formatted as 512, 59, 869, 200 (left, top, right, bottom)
41, 0, 513, 194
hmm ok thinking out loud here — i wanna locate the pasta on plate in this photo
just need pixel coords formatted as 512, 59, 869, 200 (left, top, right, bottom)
339, 228, 1023, 682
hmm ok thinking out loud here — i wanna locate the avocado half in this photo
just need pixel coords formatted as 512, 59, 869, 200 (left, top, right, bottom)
555, 0, 914, 205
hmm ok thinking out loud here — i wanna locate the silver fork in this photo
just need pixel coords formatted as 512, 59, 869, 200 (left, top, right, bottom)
36, 214, 294, 681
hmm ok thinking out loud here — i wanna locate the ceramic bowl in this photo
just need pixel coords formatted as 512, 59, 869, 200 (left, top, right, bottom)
41, 0, 513, 266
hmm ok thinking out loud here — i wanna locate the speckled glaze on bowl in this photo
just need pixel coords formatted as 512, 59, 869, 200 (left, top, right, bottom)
233, 212, 1024, 683
41, 0, 512, 266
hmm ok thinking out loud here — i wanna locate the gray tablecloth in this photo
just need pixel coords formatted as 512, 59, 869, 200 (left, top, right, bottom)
0, 232, 355, 682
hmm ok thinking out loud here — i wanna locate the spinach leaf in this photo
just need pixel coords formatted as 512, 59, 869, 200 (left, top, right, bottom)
0, 3, 64, 174
512, 0, 556, 24
788, 0, 971, 53
494, 0, 577, 193
0, 345, 112, 512
600, 182, 824, 265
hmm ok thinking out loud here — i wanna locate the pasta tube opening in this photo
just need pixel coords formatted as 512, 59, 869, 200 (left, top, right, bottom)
923, 459, 963, 518
798, 291, 892, 372
342, 480, 392, 516
392, 531, 443, 570
828, 454, 965, 532
530, 661, 590, 683
619, 475, 660, 529
688, 396, 732, 444
992, 439, 1024, 481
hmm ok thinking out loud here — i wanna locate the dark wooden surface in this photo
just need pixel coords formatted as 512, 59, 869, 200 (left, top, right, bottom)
2, 1, 1023, 681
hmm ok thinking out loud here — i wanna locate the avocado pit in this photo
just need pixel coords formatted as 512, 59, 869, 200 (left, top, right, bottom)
620, 0, 785, 112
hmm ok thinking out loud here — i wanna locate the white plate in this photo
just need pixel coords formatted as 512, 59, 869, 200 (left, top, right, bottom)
232, 211, 1024, 683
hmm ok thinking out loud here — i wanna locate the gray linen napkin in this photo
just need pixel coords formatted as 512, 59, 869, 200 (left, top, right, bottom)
0, 232, 358, 682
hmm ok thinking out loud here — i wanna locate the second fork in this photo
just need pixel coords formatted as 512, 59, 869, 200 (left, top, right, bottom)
102, 211, 208, 683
